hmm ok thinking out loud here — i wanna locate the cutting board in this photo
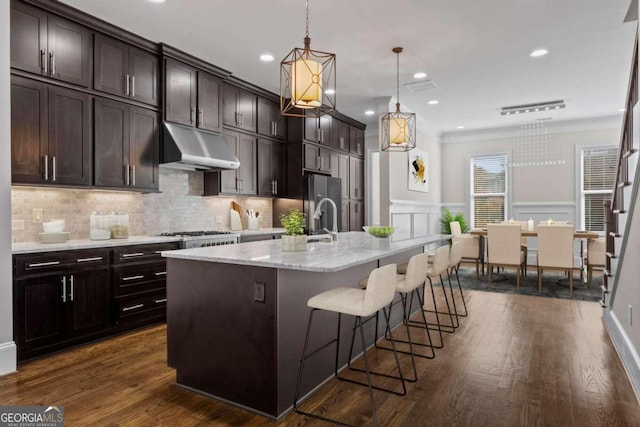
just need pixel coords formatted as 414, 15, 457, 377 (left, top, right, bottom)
231, 201, 243, 217
230, 209, 243, 231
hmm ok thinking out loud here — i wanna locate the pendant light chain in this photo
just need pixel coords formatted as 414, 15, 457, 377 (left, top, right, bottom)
305, 0, 310, 38
396, 50, 400, 110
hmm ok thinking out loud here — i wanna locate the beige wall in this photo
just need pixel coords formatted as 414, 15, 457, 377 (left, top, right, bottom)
11, 169, 273, 242
441, 125, 621, 205
0, 0, 16, 374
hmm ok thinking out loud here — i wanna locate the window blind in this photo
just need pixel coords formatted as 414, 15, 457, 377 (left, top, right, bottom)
471, 155, 507, 227
582, 147, 617, 232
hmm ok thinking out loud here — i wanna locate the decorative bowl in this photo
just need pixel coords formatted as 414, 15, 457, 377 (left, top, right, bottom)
363, 226, 395, 238
43, 219, 65, 233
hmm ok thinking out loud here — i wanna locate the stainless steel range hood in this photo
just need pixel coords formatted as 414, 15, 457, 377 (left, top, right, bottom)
160, 122, 240, 171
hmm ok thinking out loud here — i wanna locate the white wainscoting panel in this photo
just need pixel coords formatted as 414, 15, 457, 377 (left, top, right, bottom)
390, 200, 442, 251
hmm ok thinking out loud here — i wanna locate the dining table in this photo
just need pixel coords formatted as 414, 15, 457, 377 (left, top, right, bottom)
469, 228, 600, 281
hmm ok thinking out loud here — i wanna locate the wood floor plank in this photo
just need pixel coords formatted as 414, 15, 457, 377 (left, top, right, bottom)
1, 284, 639, 426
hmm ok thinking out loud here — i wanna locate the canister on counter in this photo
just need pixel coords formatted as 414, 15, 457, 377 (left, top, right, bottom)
110, 211, 129, 239
90, 211, 111, 240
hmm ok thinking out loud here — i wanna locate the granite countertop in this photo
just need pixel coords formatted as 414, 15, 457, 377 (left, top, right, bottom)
162, 231, 450, 272
237, 228, 286, 236
12, 236, 182, 255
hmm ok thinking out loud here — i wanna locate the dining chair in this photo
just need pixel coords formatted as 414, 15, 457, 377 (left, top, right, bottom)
586, 238, 606, 288
537, 224, 576, 295
487, 224, 526, 289
450, 221, 483, 279
502, 220, 529, 276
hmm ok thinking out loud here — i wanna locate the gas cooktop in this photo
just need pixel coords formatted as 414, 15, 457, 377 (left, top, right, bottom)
160, 231, 236, 237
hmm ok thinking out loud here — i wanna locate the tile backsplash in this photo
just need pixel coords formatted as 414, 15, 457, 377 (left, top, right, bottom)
11, 169, 273, 243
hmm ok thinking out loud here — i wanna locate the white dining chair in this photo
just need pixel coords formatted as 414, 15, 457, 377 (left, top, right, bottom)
450, 221, 483, 279
537, 224, 576, 295
587, 238, 606, 288
487, 224, 526, 289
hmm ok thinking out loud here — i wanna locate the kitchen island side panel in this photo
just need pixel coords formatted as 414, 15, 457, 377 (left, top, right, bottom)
166, 258, 278, 416
276, 248, 422, 415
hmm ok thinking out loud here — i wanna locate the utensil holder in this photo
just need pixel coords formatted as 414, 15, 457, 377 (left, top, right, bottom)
248, 217, 259, 230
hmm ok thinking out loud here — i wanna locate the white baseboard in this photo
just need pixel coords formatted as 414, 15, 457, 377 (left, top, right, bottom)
0, 341, 16, 376
603, 310, 640, 403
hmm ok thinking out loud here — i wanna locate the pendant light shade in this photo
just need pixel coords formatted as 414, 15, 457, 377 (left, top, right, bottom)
280, 0, 336, 118
381, 47, 416, 152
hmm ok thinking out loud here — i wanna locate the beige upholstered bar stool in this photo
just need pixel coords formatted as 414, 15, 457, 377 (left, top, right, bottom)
370, 253, 436, 376
586, 238, 606, 288
446, 241, 468, 318
293, 264, 405, 427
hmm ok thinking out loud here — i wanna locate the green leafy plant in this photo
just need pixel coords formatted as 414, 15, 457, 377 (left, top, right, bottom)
440, 208, 469, 235
280, 208, 306, 236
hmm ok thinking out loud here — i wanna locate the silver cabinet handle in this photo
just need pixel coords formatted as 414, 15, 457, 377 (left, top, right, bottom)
131, 75, 135, 97
122, 275, 145, 281
132, 165, 136, 186
52, 156, 56, 182
275, 122, 278, 136
340, 137, 344, 149
61, 276, 67, 303
122, 252, 145, 258
154, 298, 167, 304
154, 271, 167, 276
122, 304, 144, 312
76, 257, 103, 263
125, 164, 130, 186
190, 107, 195, 124
69, 275, 74, 302
198, 108, 203, 126
317, 128, 321, 141
40, 49, 46, 73
321, 129, 324, 143
271, 180, 275, 195
275, 180, 278, 195
49, 51, 55, 75
126, 74, 130, 96
238, 179, 243, 192
28, 261, 60, 268
44, 155, 49, 181
239, 112, 244, 126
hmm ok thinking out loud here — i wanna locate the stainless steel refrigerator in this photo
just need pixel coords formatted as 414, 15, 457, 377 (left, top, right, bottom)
303, 174, 342, 235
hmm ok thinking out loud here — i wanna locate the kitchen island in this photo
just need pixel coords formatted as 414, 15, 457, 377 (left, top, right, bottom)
162, 231, 449, 418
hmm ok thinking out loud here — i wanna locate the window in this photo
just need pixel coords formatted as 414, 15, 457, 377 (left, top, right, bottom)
470, 154, 507, 227
581, 147, 617, 232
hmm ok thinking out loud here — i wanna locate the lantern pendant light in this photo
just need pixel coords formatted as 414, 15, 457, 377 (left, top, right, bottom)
381, 47, 416, 151
280, 0, 336, 118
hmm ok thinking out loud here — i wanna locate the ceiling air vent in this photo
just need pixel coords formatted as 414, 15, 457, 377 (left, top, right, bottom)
404, 80, 438, 92
500, 100, 565, 116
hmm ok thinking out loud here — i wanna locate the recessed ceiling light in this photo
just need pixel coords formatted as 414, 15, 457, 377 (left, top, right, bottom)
259, 54, 274, 62
457, 125, 465, 129
530, 49, 549, 58
428, 100, 439, 105
325, 89, 335, 95
147, 0, 166, 3
619, 108, 626, 112
413, 72, 427, 79
365, 110, 375, 116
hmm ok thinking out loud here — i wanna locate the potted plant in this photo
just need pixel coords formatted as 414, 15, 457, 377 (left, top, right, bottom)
440, 208, 469, 235
280, 208, 308, 252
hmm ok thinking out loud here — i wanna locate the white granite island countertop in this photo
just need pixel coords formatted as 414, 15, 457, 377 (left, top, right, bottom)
162, 231, 450, 272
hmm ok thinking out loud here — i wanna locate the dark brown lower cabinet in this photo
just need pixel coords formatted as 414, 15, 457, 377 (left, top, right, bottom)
14, 262, 111, 360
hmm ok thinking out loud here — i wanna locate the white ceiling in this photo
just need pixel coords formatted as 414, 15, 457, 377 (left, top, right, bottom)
61, 0, 637, 137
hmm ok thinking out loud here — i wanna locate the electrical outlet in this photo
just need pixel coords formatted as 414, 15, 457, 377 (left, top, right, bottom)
31, 208, 43, 223
254, 282, 265, 303
629, 305, 633, 325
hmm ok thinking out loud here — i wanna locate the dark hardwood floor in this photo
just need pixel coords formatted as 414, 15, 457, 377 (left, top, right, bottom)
1, 288, 638, 426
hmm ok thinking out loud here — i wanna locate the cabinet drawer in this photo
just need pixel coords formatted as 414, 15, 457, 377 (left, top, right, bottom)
116, 290, 166, 329
113, 262, 167, 296
15, 249, 110, 276
113, 242, 179, 264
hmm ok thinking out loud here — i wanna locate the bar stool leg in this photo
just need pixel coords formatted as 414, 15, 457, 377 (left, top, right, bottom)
293, 309, 317, 411
356, 315, 378, 427
454, 265, 469, 317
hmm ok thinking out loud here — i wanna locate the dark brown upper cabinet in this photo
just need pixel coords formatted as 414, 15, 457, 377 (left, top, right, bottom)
257, 138, 284, 197
257, 97, 285, 140
94, 34, 159, 106
349, 126, 365, 156
164, 58, 222, 132
11, 76, 92, 186
94, 98, 159, 191
336, 120, 350, 152
349, 157, 364, 200
303, 143, 331, 174
330, 151, 350, 199
223, 83, 256, 133
204, 130, 257, 196
10, 0, 92, 87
